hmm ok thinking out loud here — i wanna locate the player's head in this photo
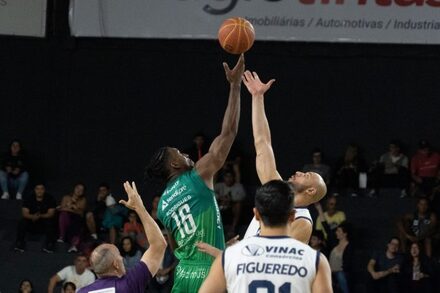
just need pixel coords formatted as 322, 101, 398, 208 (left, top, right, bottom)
254, 180, 295, 228
91, 243, 126, 278
288, 171, 327, 205
145, 147, 194, 183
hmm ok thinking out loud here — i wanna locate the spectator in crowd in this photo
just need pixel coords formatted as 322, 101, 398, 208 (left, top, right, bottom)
367, 237, 404, 293
329, 222, 354, 293
86, 183, 110, 240
310, 229, 328, 256
150, 195, 164, 229
397, 197, 437, 257
18, 279, 33, 293
411, 139, 440, 197
102, 192, 127, 244
334, 143, 367, 197
148, 230, 178, 293
63, 282, 76, 293
123, 210, 148, 249
369, 140, 410, 198
58, 183, 88, 253
14, 183, 56, 253
47, 253, 96, 293
0, 140, 29, 200
120, 236, 143, 271
214, 170, 246, 238
401, 242, 433, 293
430, 171, 440, 216
315, 196, 347, 250
302, 148, 331, 185
185, 132, 209, 163
78, 181, 166, 293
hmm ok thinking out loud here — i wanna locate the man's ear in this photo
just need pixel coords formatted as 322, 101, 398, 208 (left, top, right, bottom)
288, 209, 296, 224
170, 160, 179, 169
253, 208, 261, 222
305, 187, 316, 196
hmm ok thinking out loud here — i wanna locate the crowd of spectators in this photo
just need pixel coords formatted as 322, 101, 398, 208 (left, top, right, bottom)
2, 136, 440, 292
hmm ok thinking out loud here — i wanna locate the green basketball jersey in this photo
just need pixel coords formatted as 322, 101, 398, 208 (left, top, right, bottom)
157, 169, 225, 264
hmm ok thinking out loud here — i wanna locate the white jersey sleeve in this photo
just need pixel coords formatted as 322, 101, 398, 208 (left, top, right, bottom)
243, 208, 312, 239
223, 236, 319, 293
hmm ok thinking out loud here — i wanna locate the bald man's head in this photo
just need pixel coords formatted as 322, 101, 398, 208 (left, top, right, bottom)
288, 171, 327, 205
91, 244, 126, 277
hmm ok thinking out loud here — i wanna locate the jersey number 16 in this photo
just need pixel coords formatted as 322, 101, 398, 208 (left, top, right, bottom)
171, 204, 197, 238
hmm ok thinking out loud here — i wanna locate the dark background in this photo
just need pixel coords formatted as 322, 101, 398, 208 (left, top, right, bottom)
0, 0, 440, 202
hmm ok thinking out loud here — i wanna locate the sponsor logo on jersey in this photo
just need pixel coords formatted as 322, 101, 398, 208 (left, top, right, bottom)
242, 244, 265, 257
161, 200, 168, 211
266, 246, 305, 256
236, 262, 308, 277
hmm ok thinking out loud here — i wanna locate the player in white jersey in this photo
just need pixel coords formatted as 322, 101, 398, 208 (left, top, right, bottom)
242, 70, 327, 243
244, 207, 312, 239
199, 180, 332, 293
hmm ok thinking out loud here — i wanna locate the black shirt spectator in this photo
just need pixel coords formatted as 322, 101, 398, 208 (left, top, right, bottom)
15, 183, 56, 253
401, 242, 433, 293
0, 140, 29, 200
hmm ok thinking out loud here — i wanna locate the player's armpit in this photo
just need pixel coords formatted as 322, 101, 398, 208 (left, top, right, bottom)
199, 254, 227, 293
312, 253, 333, 293
288, 218, 313, 244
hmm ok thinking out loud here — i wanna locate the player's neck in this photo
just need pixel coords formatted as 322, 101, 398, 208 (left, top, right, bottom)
259, 226, 288, 237
293, 194, 308, 207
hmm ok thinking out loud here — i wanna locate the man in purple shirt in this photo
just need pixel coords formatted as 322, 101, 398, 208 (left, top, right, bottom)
78, 181, 166, 293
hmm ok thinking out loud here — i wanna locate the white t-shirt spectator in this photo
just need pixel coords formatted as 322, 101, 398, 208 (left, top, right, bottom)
214, 182, 246, 202
57, 265, 96, 290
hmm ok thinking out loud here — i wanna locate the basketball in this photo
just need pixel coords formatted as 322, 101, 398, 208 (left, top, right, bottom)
218, 17, 255, 55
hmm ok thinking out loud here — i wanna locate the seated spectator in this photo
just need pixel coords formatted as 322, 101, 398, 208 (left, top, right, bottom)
123, 211, 148, 249
47, 253, 95, 293
214, 170, 246, 238
302, 148, 331, 185
102, 192, 127, 244
366, 237, 404, 293
150, 195, 164, 230
334, 143, 367, 197
397, 197, 437, 257
120, 236, 143, 271
185, 132, 208, 163
310, 229, 328, 256
0, 140, 29, 200
58, 183, 88, 253
86, 183, 110, 240
18, 279, 33, 293
14, 183, 56, 253
411, 139, 440, 197
63, 282, 76, 293
148, 230, 178, 293
430, 171, 440, 216
314, 196, 346, 250
329, 222, 354, 293
369, 140, 410, 198
401, 242, 433, 293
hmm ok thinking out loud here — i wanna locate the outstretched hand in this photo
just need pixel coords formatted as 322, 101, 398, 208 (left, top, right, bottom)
120, 181, 144, 211
224, 54, 245, 85
242, 70, 275, 97
196, 242, 222, 258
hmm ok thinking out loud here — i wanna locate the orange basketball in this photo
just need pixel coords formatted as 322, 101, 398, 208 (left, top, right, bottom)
218, 17, 255, 55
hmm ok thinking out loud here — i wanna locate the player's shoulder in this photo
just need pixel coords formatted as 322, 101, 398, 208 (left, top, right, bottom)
294, 207, 312, 223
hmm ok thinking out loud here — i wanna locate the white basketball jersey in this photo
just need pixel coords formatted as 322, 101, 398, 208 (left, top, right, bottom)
244, 208, 312, 239
223, 236, 319, 293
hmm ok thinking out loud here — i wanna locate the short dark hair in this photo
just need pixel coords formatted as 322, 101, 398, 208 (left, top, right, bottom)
312, 230, 324, 241
337, 221, 352, 241
63, 282, 76, 291
388, 236, 400, 244
98, 182, 110, 189
145, 147, 171, 183
255, 180, 294, 227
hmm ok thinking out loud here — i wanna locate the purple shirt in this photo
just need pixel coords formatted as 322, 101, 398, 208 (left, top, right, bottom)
77, 261, 151, 293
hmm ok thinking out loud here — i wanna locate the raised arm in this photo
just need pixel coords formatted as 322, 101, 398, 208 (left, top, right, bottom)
120, 182, 167, 276
196, 55, 245, 188
242, 70, 280, 184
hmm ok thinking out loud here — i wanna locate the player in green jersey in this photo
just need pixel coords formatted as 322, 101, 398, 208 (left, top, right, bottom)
145, 54, 245, 293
